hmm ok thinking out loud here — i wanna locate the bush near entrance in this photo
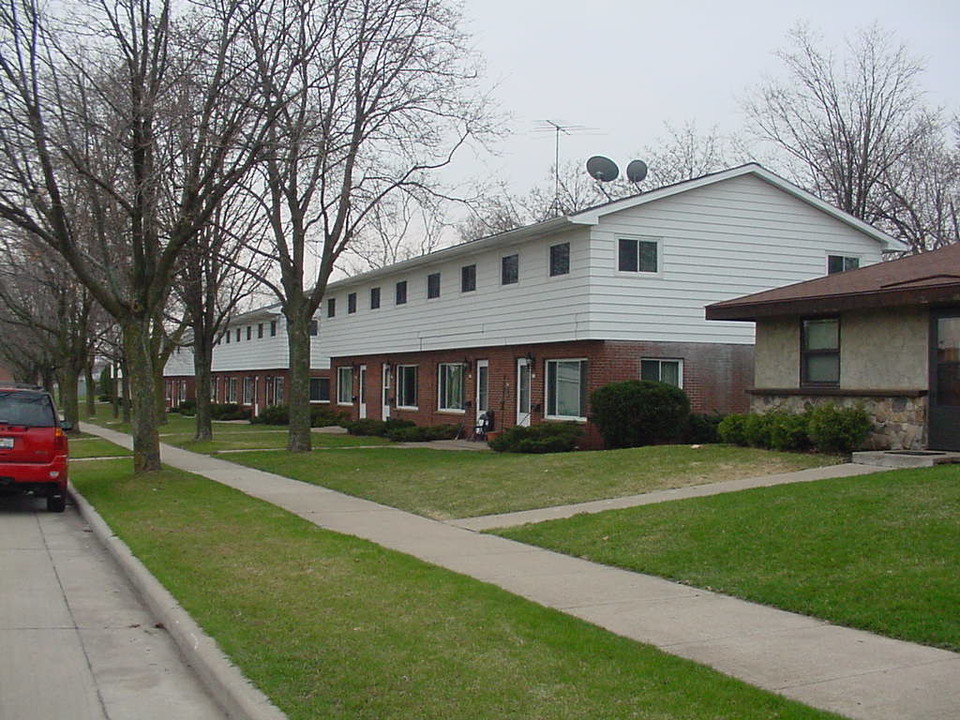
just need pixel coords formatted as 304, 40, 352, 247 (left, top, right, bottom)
590, 380, 690, 449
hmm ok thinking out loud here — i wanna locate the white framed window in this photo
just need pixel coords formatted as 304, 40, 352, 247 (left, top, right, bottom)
827, 255, 860, 274
438, 363, 467, 412
618, 237, 660, 274
337, 366, 354, 405
228, 377, 238, 403
549, 242, 570, 277
640, 358, 683, 387
274, 376, 284, 404
397, 365, 418, 408
243, 376, 254, 404
545, 359, 588, 420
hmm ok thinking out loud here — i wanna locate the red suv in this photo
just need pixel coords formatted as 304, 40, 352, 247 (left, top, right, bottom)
0, 385, 70, 512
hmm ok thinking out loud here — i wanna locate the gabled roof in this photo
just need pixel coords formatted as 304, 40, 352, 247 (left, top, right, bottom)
328, 163, 901, 290
706, 243, 960, 321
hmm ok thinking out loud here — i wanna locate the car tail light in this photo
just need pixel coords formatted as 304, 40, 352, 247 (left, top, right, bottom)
55, 427, 68, 454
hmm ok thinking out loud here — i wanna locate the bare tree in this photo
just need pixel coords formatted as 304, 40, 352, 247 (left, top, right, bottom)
241, 0, 493, 451
744, 24, 935, 238
641, 121, 738, 188
0, 0, 274, 471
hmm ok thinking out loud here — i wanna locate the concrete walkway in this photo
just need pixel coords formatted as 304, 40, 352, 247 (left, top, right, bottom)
451, 463, 890, 530
84, 425, 960, 720
0, 494, 227, 720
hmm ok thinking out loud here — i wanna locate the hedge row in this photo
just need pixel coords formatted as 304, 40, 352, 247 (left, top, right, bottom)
250, 404, 348, 428
343, 418, 460, 442
718, 404, 872, 454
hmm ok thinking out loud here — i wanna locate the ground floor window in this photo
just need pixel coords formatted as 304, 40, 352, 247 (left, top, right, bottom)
337, 367, 354, 405
546, 359, 587, 420
397, 365, 418, 408
243, 376, 254, 404
640, 358, 683, 387
274, 376, 284, 404
802, 317, 840, 386
438, 363, 467, 411
228, 377, 238, 403
310, 377, 331, 403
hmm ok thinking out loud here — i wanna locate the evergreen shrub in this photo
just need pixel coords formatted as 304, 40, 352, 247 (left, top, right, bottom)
589, 380, 690, 449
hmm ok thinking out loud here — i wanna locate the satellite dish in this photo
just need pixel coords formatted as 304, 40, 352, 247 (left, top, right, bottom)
586, 155, 619, 182
626, 159, 648, 183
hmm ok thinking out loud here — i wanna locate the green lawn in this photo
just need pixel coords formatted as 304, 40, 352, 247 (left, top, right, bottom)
68, 436, 133, 458
71, 459, 836, 720
233, 444, 840, 519
498, 466, 960, 652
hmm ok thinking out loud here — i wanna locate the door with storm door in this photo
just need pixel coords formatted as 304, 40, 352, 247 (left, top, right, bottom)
358, 365, 367, 419
930, 311, 960, 450
516, 358, 532, 427
381, 365, 391, 420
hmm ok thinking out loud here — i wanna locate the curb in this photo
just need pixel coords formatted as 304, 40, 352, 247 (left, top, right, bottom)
69, 484, 287, 720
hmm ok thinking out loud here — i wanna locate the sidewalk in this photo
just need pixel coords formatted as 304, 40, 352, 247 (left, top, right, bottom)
84, 425, 960, 720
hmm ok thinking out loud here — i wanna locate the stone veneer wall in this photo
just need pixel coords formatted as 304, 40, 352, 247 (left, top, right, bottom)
750, 393, 927, 451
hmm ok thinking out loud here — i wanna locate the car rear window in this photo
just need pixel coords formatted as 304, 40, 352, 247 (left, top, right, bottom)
0, 391, 57, 427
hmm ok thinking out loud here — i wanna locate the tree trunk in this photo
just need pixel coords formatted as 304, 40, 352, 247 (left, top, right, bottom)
286, 308, 312, 452
193, 337, 214, 442
58, 365, 81, 435
122, 320, 161, 472
85, 361, 96, 417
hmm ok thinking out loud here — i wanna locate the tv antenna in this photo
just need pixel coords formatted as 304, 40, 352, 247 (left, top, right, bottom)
535, 120, 597, 214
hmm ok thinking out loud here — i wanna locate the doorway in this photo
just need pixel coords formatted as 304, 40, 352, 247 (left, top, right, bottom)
929, 311, 960, 450
516, 358, 532, 427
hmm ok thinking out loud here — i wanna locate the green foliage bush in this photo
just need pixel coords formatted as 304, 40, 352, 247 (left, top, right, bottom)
589, 380, 690, 449
252, 404, 289, 425
807, 403, 872, 454
683, 412, 725, 444
717, 414, 748, 446
385, 424, 460, 442
767, 412, 811, 452
170, 400, 196, 417
310, 407, 348, 428
210, 403, 252, 421
344, 418, 415, 437
488, 422, 582, 454
718, 404, 872, 454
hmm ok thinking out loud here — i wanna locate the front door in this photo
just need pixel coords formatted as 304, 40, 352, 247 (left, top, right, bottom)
516, 358, 532, 427
381, 364, 391, 420
358, 365, 367, 419
930, 311, 960, 450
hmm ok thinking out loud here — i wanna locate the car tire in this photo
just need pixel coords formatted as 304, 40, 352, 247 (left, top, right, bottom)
47, 493, 66, 513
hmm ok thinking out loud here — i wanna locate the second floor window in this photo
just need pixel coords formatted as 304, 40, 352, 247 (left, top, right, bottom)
501, 253, 519, 285
618, 238, 659, 273
327, 298, 336, 318
348, 292, 357, 314
396, 280, 407, 305
550, 242, 570, 276
461, 264, 476, 292
828, 255, 860, 274
370, 287, 381, 309
427, 272, 441, 299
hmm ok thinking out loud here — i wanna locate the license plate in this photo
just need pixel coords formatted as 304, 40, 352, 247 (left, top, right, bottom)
0, 437, 13, 449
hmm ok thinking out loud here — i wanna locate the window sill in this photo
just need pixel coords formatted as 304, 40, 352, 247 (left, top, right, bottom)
438, 408, 466, 415
545, 414, 587, 423
396, 405, 418, 411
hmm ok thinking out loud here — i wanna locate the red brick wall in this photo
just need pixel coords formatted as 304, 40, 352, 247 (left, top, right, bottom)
333, 339, 754, 449
167, 369, 332, 417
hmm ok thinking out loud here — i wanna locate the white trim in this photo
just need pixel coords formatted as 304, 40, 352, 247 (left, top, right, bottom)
396, 364, 418, 410
615, 236, 663, 277
544, 358, 588, 422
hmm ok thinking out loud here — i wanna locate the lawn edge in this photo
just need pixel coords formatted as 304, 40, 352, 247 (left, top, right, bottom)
68, 481, 287, 720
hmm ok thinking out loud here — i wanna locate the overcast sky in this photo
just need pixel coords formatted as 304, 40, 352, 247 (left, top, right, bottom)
449, 0, 959, 193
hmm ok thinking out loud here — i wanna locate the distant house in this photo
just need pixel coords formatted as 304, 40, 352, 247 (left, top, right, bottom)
316, 164, 896, 447
706, 243, 960, 451
165, 163, 901, 447
163, 303, 331, 415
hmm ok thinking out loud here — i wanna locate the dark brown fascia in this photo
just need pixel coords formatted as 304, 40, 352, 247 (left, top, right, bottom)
706, 285, 960, 321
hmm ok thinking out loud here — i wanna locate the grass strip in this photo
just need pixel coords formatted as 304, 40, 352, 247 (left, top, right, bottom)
68, 437, 133, 458
232, 444, 839, 519
72, 459, 836, 720
498, 466, 960, 652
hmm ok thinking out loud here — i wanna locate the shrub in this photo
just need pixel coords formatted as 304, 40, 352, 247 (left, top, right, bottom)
742, 413, 774, 448
252, 404, 289, 425
210, 403, 251, 421
807, 403, 872, 454
717, 414, 749, 446
488, 422, 582, 454
766, 412, 811, 452
684, 412, 725, 444
590, 380, 690, 449
170, 400, 196, 417
386, 424, 461, 442
344, 418, 415, 437
310, 407, 348, 428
